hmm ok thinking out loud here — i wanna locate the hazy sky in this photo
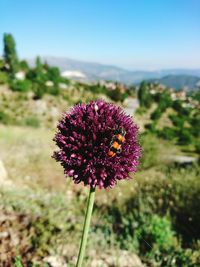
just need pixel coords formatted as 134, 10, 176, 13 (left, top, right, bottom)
0, 0, 200, 70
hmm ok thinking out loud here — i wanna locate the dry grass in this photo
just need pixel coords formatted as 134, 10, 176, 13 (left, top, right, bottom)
0, 124, 181, 203
0, 125, 66, 191
0, 124, 198, 266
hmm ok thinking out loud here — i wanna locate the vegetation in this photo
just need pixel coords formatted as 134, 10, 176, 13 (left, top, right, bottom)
3, 33, 19, 75
0, 128, 199, 266
0, 34, 130, 105
0, 33, 200, 266
137, 81, 152, 108
140, 87, 200, 149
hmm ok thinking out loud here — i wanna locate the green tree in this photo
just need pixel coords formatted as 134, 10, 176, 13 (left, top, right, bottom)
150, 108, 162, 121
0, 58, 5, 69
157, 91, 172, 111
35, 56, 43, 71
177, 128, 193, 145
26, 57, 47, 98
27, 57, 45, 80
3, 33, 18, 74
19, 60, 29, 72
32, 83, 45, 99
159, 127, 177, 141
138, 81, 152, 108
169, 114, 184, 128
107, 87, 127, 102
0, 58, 8, 84
190, 113, 200, 138
145, 122, 157, 134
46, 66, 60, 85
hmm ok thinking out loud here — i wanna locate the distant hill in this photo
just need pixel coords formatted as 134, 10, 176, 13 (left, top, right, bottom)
28, 56, 200, 88
148, 75, 200, 91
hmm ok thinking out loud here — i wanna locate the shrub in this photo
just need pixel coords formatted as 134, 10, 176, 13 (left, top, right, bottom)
169, 114, 185, 128
32, 83, 46, 99
107, 87, 127, 102
135, 215, 175, 254
154, 91, 172, 109
151, 108, 162, 121
190, 114, 200, 138
88, 84, 107, 95
172, 100, 183, 112
138, 81, 152, 108
147, 245, 200, 267
0, 71, 8, 84
109, 165, 200, 265
0, 58, 5, 69
10, 79, 31, 92
0, 111, 11, 124
145, 123, 157, 134
47, 86, 60, 96
159, 127, 177, 141
123, 166, 200, 244
173, 100, 191, 116
177, 128, 193, 145
195, 142, 200, 154
191, 90, 200, 102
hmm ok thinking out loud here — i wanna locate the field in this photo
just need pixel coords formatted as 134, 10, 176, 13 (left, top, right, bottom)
0, 115, 199, 266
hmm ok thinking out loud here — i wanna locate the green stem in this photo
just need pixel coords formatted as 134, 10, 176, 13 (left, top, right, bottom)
76, 186, 96, 267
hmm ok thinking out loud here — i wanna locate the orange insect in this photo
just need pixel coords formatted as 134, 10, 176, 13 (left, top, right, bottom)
108, 127, 126, 157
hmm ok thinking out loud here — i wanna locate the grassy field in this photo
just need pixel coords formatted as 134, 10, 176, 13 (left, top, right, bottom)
0, 123, 199, 267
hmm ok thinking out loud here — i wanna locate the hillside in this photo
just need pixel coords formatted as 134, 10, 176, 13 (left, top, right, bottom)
148, 74, 200, 90
28, 56, 200, 88
1, 34, 200, 266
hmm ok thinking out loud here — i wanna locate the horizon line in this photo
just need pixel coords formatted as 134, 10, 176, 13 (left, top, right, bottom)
25, 55, 200, 72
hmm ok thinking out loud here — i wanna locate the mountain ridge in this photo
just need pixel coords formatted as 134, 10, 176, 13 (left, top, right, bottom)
28, 56, 200, 89
148, 74, 200, 90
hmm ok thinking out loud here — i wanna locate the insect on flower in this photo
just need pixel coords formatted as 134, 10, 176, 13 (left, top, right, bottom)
108, 127, 126, 157
53, 100, 141, 267
53, 100, 141, 189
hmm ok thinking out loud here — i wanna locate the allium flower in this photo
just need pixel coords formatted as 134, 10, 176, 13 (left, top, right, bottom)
53, 100, 141, 189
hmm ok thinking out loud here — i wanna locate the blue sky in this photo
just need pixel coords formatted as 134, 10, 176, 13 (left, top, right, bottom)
0, 0, 200, 70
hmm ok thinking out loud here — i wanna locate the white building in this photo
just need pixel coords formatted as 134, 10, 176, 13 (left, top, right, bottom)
15, 71, 25, 80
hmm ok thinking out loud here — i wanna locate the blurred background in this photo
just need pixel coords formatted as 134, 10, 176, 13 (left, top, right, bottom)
0, 1, 200, 266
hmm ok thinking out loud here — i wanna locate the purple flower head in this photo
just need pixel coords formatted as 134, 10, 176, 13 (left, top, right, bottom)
53, 100, 141, 189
